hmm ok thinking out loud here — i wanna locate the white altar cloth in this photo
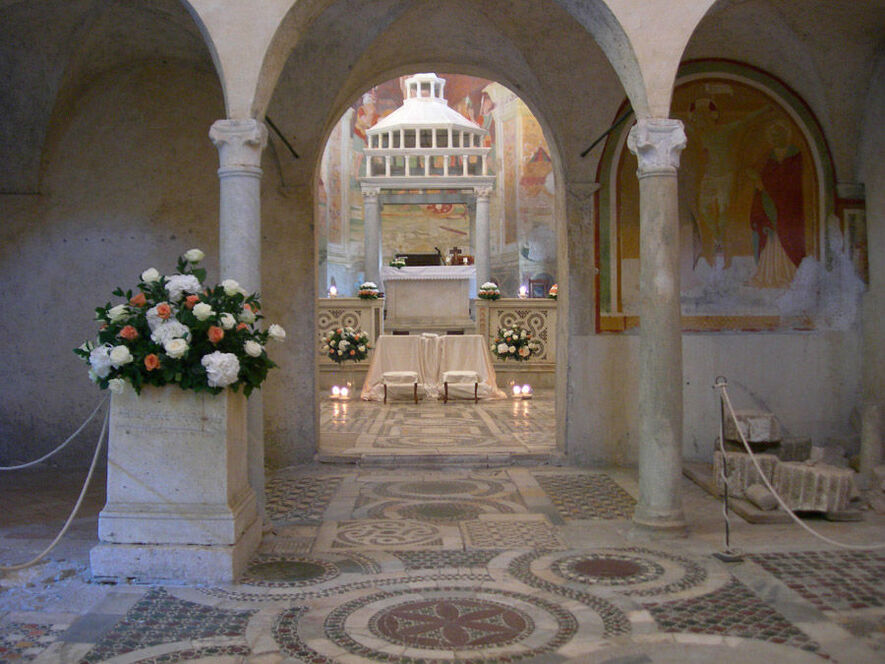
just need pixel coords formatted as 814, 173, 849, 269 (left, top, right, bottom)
361, 334, 505, 401
382, 265, 477, 281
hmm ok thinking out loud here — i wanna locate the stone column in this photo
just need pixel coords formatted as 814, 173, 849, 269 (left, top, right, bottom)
362, 186, 382, 285
474, 186, 493, 285
627, 118, 688, 533
210, 118, 268, 518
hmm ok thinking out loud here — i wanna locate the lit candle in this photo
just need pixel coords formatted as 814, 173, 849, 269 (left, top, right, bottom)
340, 386, 350, 398
521, 384, 532, 395
331, 385, 340, 397
512, 384, 521, 397
329, 285, 338, 297
518, 285, 528, 299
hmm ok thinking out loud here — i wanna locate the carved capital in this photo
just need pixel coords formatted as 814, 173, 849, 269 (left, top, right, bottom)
210, 119, 268, 173
474, 186, 493, 200
627, 118, 686, 178
361, 185, 381, 202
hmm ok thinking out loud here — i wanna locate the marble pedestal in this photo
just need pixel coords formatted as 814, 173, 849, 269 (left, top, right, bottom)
90, 385, 260, 584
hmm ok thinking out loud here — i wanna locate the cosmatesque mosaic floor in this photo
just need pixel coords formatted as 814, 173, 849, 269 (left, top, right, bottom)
2, 465, 885, 663
318, 390, 557, 462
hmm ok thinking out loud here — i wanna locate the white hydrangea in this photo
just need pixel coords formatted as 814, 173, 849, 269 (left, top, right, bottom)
89, 345, 114, 379
201, 351, 240, 387
497, 343, 509, 354
164, 274, 202, 302
150, 320, 191, 345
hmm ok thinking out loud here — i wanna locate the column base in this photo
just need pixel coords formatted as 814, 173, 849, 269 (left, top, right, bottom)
630, 505, 688, 539
90, 516, 261, 584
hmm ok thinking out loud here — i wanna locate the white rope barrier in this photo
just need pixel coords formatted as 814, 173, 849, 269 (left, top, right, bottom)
0, 406, 109, 573
0, 397, 109, 471
715, 378, 885, 551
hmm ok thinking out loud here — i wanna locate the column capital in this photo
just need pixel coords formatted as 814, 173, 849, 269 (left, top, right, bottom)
474, 186, 493, 200
210, 119, 267, 174
361, 185, 382, 201
627, 118, 686, 178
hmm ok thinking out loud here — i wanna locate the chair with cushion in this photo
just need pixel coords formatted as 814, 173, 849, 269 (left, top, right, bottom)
441, 369, 479, 403
381, 370, 419, 404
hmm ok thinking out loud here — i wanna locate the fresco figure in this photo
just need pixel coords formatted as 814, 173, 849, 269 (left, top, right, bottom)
748, 119, 804, 288
687, 98, 772, 259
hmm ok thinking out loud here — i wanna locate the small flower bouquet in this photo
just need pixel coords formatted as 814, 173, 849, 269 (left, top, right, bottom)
478, 282, 501, 300
389, 257, 406, 269
321, 327, 370, 363
358, 281, 380, 299
75, 249, 286, 396
548, 283, 558, 299
490, 326, 539, 361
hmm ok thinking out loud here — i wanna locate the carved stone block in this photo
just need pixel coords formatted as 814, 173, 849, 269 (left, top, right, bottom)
713, 450, 779, 498
772, 462, 856, 513
724, 410, 782, 443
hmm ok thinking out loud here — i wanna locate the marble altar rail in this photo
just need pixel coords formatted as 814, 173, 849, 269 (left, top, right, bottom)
475, 299, 557, 378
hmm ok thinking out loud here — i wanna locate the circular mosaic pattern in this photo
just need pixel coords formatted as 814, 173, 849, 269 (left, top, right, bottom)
510, 547, 714, 604
376, 478, 507, 499
554, 553, 665, 587
240, 555, 340, 588
369, 597, 533, 649
276, 586, 586, 662
397, 501, 484, 523
334, 519, 441, 547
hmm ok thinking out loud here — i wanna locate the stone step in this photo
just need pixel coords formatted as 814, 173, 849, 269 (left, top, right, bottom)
316, 451, 565, 467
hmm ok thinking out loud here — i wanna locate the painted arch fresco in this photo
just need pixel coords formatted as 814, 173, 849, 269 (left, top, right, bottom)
599, 61, 863, 331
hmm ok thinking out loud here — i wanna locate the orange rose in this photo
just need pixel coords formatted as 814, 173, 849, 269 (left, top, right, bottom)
144, 354, 160, 371
243, 302, 253, 313
119, 325, 139, 341
129, 292, 147, 307
208, 326, 224, 344
156, 302, 172, 319
184, 294, 200, 309
349, 349, 355, 355
236, 322, 248, 331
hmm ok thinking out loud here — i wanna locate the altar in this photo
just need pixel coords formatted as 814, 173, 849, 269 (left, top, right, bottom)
382, 265, 476, 332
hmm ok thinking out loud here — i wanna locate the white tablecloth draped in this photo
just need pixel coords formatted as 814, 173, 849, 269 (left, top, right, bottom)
381, 265, 476, 281
361, 334, 506, 401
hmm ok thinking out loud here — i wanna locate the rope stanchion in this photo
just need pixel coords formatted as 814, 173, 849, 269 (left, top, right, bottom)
0, 406, 109, 573
713, 377, 885, 551
1, 397, 109, 471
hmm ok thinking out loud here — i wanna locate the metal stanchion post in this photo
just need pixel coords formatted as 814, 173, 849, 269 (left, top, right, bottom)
713, 376, 743, 563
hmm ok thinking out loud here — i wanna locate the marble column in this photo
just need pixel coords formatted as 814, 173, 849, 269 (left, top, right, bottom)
210, 118, 268, 518
474, 186, 493, 285
362, 186, 382, 286
627, 118, 688, 533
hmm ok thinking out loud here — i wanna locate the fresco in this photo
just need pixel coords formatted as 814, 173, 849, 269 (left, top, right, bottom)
604, 71, 840, 328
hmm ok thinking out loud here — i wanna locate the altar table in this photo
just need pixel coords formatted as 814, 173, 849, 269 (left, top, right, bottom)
381, 265, 476, 331
360, 334, 506, 401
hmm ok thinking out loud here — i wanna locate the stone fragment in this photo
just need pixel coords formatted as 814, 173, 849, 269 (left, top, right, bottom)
713, 451, 779, 498
772, 461, 856, 513
873, 465, 885, 492
745, 483, 779, 511
771, 436, 812, 462
724, 410, 782, 443
810, 444, 849, 468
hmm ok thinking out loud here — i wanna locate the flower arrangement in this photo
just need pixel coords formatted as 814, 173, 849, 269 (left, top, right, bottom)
389, 257, 406, 269
75, 249, 285, 397
321, 327, 370, 364
490, 326, 539, 362
478, 282, 501, 300
548, 283, 558, 299
358, 282, 380, 299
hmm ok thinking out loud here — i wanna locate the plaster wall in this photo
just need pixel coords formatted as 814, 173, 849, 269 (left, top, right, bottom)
566, 331, 861, 466
0, 63, 225, 467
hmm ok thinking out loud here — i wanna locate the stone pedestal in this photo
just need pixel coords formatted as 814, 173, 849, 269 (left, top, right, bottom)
90, 385, 260, 583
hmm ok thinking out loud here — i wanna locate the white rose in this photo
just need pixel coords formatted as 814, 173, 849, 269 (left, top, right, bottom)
338, 350, 344, 356
244, 340, 263, 357
239, 308, 255, 324
221, 279, 241, 296
518, 346, 530, 357
268, 324, 286, 342
108, 304, 129, 323
508, 345, 516, 354
358, 345, 366, 352
108, 378, 127, 394
141, 267, 161, 283
183, 248, 205, 263
497, 343, 509, 354
201, 351, 240, 387
164, 338, 189, 359
339, 339, 349, 348
109, 345, 133, 367
193, 302, 214, 321
89, 345, 114, 379
520, 330, 527, 338
219, 313, 236, 329
165, 274, 202, 302
150, 320, 190, 345
322, 345, 330, 352
329, 340, 337, 348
